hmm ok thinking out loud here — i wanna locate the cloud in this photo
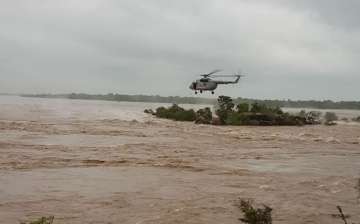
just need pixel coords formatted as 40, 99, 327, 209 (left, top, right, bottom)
253, 0, 360, 30
0, 0, 359, 100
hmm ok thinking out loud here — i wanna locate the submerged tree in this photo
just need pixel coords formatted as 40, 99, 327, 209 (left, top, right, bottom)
195, 107, 212, 124
324, 112, 338, 125
155, 104, 196, 121
21, 216, 54, 224
216, 96, 235, 124
236, 103, 250, 113
236, 199, 272, 224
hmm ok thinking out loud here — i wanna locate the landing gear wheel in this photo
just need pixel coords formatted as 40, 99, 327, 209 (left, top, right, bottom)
195, 91, 198, 94
200, 90, 203, 93
211, 91, 215, 94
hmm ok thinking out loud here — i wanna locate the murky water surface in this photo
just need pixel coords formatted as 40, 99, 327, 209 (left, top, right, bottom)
0, 96, 360, 224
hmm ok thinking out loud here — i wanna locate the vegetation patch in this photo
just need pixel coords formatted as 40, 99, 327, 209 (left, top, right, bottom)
147, 96, 327, 126
324, 112, 338, 125
215, 96, 318, 126
195, 107, 212, 124
154, 104, 196, 121
21, 216, 54, 224
235, 199, 272, 224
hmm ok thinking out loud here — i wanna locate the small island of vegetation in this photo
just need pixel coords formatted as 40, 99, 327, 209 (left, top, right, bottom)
145, 96, 323, 126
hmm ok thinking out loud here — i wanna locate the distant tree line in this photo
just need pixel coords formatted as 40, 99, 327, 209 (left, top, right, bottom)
21, 93, 214, 104
237, 99, 360, 110
21, 93, 360, 110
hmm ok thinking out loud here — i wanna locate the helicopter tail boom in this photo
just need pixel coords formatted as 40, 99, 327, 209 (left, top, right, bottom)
214, 75, 241, 84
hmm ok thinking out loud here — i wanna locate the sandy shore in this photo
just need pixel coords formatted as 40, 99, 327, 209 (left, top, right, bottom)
0, 96, 360, 223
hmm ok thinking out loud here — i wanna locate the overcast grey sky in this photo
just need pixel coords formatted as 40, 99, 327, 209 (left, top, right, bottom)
0, 0, 359, 100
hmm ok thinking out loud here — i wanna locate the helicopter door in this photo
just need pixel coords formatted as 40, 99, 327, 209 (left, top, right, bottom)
192, 82, 197, 90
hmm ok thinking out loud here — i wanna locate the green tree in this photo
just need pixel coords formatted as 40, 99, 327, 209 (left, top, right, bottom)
216, 96, 235, 124
236, 103, 249, 113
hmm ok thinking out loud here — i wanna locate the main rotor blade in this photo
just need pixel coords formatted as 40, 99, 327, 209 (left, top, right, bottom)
211, 75, 239, 77
206, 69, 222, 76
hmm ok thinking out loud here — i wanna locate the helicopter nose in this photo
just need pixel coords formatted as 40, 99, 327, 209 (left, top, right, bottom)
189, 84, 194, 90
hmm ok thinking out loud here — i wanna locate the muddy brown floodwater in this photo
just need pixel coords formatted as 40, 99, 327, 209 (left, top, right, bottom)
0, 96, 360, 224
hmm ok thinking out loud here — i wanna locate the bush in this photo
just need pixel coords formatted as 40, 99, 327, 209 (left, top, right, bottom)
250, 103, 266, 113
175, 109, 196, 121
236, 199, 272, 224
155, 106, 168, 118
236, 103, 250, 113
226, 112, 251, 125
276, 113, 305, 126
216, 98, 305, 126
225, 111, 304, 126
253, 113, 277, 125
324, 112, 338, 125
195, 107, 212, 124
298, 110, 306, 117
271, 106, 284, 115
155, 104, 196, 121
21, 216, 54, 224
250, 103, 283, 115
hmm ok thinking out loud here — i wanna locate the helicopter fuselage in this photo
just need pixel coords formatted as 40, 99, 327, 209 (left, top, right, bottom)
189, 69, 241, 94
189, 75, 240, 94
189, 78, 218, 91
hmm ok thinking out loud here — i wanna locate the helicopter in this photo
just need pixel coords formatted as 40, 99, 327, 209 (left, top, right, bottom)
189, 69, 243, 94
